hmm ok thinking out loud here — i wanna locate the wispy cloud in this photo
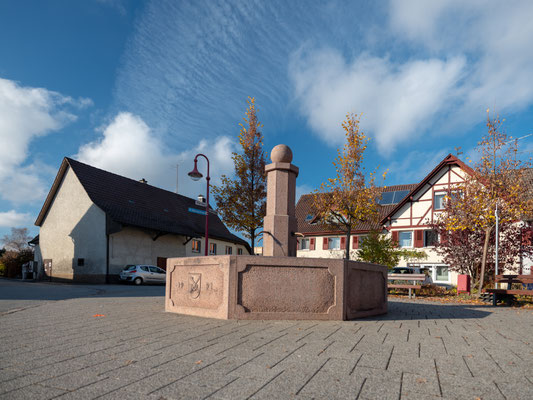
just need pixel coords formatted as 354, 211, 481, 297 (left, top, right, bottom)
111, 0, 382, 149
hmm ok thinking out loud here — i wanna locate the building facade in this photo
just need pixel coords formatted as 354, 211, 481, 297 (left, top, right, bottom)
295, 154, 533, 287
34, 158, 250, 283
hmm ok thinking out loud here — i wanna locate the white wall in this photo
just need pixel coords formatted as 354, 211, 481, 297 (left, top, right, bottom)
109, 227, 186, 275
40, 166, 107, 282
184, 237, 249, 257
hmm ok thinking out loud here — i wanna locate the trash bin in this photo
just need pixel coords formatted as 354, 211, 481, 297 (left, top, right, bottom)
457, 274, 471, 294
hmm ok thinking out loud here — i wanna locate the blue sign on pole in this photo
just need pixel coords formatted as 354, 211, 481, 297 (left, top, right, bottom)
188, 207, 207, 216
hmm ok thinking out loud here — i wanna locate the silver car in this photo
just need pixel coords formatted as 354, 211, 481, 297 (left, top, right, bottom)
119, 264, 166, 285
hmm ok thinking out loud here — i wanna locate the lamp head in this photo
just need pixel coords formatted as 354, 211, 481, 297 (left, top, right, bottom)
188, 161, 203, 181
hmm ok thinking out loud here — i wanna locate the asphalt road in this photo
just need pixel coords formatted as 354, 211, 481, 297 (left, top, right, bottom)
0, 278, 165, 314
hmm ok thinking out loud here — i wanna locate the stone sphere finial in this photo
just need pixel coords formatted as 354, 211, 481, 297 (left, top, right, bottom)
270, 144, 293, 163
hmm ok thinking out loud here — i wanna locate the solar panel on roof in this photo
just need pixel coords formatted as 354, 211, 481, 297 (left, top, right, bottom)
379, 192, 394, 205
378, 189, 411, 205
392, 190, 410, 203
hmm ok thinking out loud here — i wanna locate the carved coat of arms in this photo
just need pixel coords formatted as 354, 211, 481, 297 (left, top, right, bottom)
188, 273, 201, 299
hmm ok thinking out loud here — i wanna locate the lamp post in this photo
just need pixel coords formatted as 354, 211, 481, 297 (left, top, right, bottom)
495, 201, 499, 288
188, 154, 210, 256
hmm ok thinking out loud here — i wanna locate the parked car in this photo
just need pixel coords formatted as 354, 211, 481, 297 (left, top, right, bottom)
119, 264, 166, 285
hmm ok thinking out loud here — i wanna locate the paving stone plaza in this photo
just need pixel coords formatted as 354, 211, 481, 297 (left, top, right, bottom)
1, 282, 532, 399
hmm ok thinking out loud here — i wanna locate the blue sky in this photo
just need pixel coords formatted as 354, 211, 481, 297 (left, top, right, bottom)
1, 0, 533, 240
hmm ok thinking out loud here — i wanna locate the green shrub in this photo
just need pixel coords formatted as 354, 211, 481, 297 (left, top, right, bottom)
0, 262, 5, 276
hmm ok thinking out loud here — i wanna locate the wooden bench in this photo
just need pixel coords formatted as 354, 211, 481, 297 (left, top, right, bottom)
387, 274, 426, 299
484, 275, 533, 306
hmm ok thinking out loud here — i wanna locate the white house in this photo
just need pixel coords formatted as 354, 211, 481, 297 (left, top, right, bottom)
295, 154, 533, 286
380, 155, 472, 286
34, 157, 250, 283
295, 183, 416, 258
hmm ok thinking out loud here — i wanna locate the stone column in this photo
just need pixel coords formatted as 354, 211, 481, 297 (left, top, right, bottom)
263, 144, 299, 257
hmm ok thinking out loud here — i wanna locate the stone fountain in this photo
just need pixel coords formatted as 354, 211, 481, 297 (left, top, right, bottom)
165, 145, 387, 320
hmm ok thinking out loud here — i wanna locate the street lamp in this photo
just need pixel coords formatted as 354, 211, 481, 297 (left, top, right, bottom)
188, 154, 210, 256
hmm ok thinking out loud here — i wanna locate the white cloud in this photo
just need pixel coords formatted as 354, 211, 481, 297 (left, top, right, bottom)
289, 48, 465, 154
0, 78, 91, 206
388, 0, 533, 122
75, 112, 237, 198
0, 210, 32, 228
288, 1, 533, 156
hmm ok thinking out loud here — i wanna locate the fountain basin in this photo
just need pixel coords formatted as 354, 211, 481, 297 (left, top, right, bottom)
165, 255, 387, 320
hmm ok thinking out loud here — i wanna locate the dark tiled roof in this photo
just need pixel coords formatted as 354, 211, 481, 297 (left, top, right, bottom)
296, 184, 417, 235
36, 158, 249, 249
28, 235, 39, 245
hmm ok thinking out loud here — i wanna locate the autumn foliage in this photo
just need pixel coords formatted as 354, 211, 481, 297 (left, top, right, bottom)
212, 97, 267, 249
313, 113, 383, 260
433, 112, 533, 292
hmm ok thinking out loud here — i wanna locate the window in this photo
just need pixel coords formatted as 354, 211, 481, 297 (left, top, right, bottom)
424, 230, 439, 247
149, 266, 160, 273
328, 237, 341, 250
209, 243, 217, 255
192, 239, 201, 253
399, 231, 412, 247
435, 266, 449, 282
300, 238, 310, 250
434, 193, 446, 210
237, 248, 243, 255
225, 246, 233, 255
409, 263, 451, 284
140, 266, 149, 272
77, 258, 84, 267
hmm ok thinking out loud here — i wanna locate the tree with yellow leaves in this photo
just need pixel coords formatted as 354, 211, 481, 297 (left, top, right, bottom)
212, 97, 267, 249
313, 113, 383, 260
436, 111, 532, 294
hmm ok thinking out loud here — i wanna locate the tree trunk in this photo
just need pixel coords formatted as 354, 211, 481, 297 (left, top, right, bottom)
345, 227, 351, 260
478, 227, 492, 297
250, 231, 255, 254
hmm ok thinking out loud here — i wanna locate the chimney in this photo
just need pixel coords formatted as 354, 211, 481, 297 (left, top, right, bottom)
139, 178, 147, 184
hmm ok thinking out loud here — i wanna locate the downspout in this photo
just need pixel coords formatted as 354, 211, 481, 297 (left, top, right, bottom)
106, 234, 110, 284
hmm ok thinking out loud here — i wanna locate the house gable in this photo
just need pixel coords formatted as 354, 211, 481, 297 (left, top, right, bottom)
381, 154, 474, 229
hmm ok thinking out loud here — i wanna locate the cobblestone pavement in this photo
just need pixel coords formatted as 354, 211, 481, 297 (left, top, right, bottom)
1, 284, 533, 399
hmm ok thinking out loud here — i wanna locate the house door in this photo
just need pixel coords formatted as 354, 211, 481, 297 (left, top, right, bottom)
157, 257, 167, 271
43, 259, 52, 281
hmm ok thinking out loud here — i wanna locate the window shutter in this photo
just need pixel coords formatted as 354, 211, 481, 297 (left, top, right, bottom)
414, 230, 423, 248
310, 238, 315, 250
353, 236, 359, 249
521, 229, 533, 247
392, 231, 399, 246
340, 237, 346, 250
323, 237, 328, 250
